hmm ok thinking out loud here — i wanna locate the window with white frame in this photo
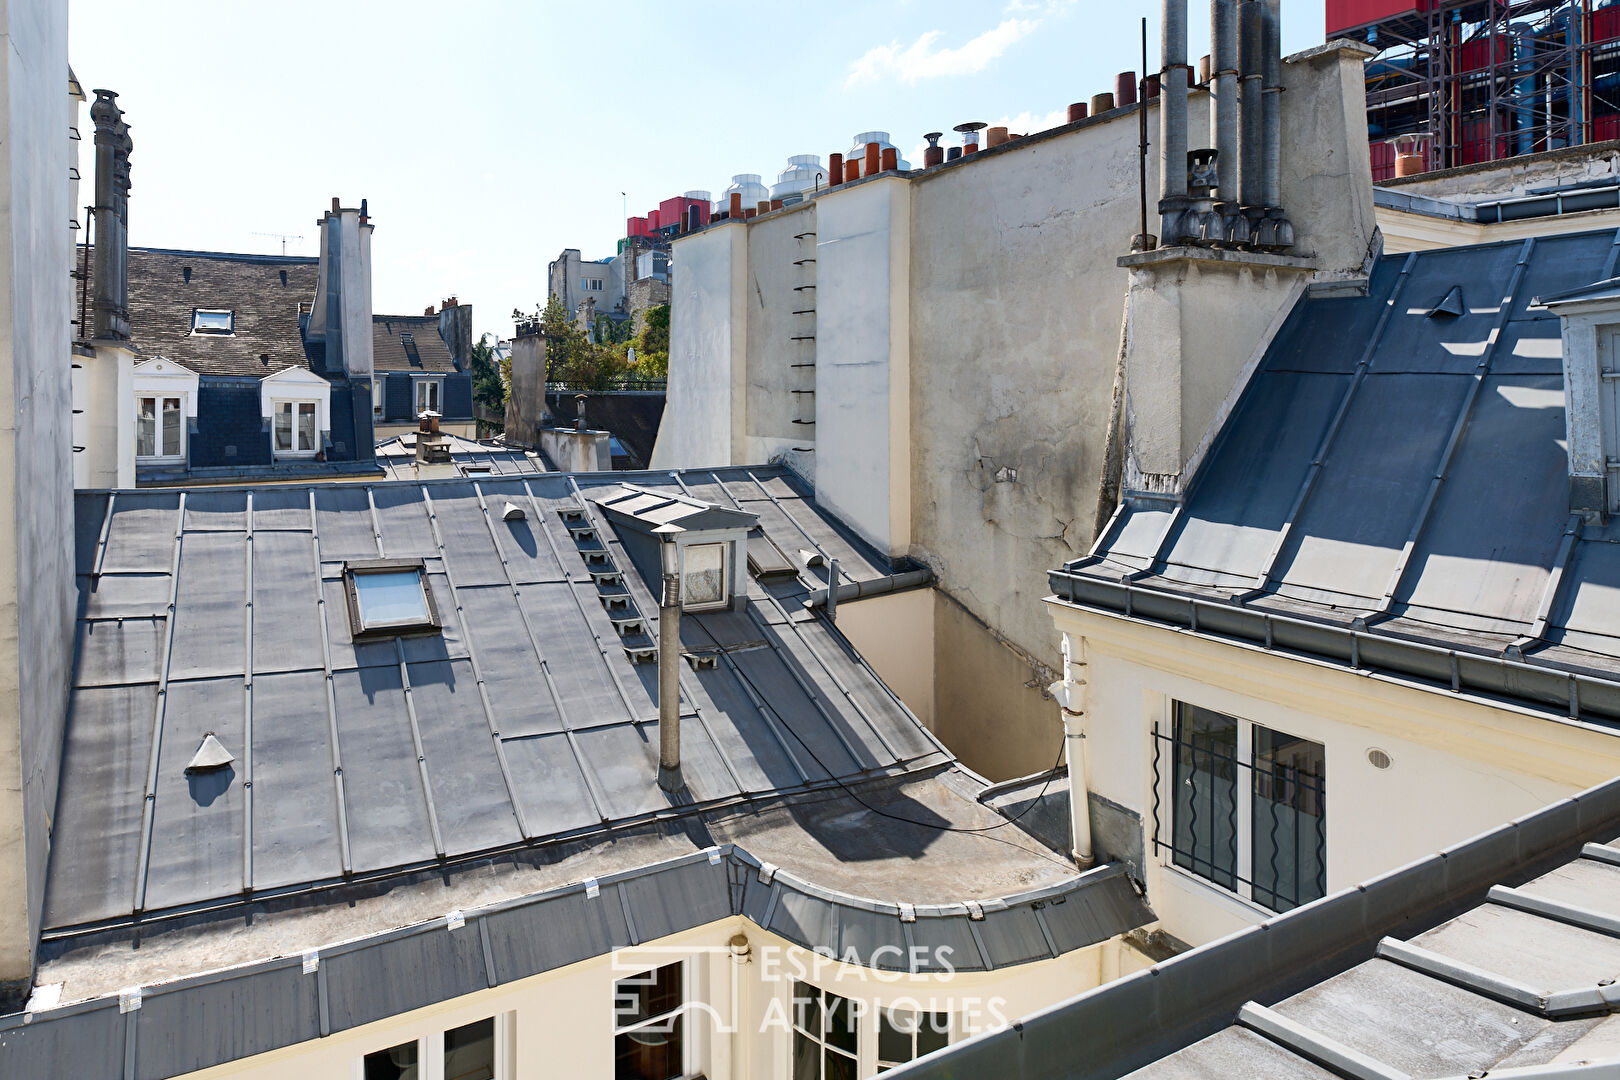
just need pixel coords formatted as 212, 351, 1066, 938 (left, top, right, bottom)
613, 960, 685, 1080
273, 399, 319, 455
361, 1015, 501, 1080
1161, 701, 1326, 912
416, 378, 442, 416
792, 982, 858, 1080
136, 395, 184, 460
876, 1007, 951, 1072
191, 309, 233, 335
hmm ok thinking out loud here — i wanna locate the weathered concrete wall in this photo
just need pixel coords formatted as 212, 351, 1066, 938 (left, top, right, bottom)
0, 0, 73, 999
502, 332, 546, 447
1383, 140, 1620, 202
817, 178, 910, 557
72, 342, 133, 488
838, 588, 935, 730
540, 427, 610, 472
650, 222, 746, 469
743, 202, 812, 465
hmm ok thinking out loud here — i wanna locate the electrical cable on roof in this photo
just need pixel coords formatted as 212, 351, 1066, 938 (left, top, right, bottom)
685, 612, 1070, 842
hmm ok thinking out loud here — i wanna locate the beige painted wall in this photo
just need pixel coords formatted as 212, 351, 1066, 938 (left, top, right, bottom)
167, 917, 1149, 1080
1049, 601, 1620, 949
838, 588, 1057, 782
1378, 204, 1620, 253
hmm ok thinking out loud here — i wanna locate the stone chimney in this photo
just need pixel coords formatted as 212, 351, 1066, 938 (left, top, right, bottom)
89, 89, 131, 341
504, 315, 547, 448
306, 198, 375, 455
437, 296, 473, 371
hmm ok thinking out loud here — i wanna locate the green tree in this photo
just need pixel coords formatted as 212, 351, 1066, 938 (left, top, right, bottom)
531, 294, 630, 390
631, 303, 670, 378
469, 332, 505, 413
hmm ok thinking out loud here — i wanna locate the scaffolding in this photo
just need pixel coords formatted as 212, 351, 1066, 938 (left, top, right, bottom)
1335, 1, 1620, 180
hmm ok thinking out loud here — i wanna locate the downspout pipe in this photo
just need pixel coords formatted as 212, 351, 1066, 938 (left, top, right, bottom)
804, 568, 933, 609
1050, 636, 1095, 869
1160, 0, 1191, 244
1238, 0, 1265, 234
1260, 0, 1293, 249
1211, 0, 1247, 243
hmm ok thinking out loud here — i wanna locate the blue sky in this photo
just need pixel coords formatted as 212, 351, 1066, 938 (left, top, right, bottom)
68, 1, 1326, 340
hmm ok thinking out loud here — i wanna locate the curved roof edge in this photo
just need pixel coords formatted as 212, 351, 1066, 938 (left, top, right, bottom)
0, 846, 1151, 1078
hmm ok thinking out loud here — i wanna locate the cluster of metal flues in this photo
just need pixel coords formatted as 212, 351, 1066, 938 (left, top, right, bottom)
1158, 0, 1293, 251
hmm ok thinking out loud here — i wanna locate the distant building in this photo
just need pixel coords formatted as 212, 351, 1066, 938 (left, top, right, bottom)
372, 298, 477, 440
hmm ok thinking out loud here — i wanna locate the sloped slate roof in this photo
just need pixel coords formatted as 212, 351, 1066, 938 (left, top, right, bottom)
1059, 229, 1620, 723
53, 466, 949, 929
123, 247, 318, 377
373, 314, 457, 372
374, 432, 546, 479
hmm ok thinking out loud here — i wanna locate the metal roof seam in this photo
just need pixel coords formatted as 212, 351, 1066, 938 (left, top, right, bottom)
1601, 226, 1620, 281
309, 489, 355, 875
1236, 251, 1422, 601
1508, 513, 1584, 657
89, 491, 115, 579
393, 636, 446, 860
241, 493, 255, 895
132, 490, 186, 916
417, 484, 556, 835
1372, 237, 1537, 617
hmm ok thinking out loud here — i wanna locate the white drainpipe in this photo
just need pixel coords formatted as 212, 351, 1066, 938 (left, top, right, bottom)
729, 932, 752, 1078
1050, 634, 1095, 869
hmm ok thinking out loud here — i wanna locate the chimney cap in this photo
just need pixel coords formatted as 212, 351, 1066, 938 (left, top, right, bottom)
953, 121, 988, 133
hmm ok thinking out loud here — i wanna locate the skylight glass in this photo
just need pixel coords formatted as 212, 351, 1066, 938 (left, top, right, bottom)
192, 309, 234, 334
353, 570, 431, 629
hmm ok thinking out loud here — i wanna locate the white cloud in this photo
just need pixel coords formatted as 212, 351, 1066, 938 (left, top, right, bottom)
845, 17, 1038, 87
991, 107, 1070, 136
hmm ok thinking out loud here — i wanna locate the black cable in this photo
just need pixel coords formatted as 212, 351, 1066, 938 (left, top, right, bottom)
687, 611, 1071, 840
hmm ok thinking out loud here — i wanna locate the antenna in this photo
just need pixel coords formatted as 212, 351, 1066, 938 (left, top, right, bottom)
252, 231, 305, 255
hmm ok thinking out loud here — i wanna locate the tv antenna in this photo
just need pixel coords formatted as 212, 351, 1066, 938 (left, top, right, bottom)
252, 231, 304, 255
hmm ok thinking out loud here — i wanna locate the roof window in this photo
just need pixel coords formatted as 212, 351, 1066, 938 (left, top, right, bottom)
342, 559, 440, 637
191, 309, 234, 335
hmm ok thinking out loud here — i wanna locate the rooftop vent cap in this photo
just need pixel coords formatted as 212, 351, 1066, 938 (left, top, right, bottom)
502, 502, 526, 521
1428, 285, 1465, 319
186, 732, 234, 773
799, 549, 825, 568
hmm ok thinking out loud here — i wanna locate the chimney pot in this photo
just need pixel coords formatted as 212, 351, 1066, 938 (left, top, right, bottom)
881, 146, 898, 171
1199, 54, 1211, 84
1069, 102, 1089, 123
1091, 92, 1116, 114
864, 141, 880, 176
729, 192, 743, 218
332, 197, 341, 214
1115, 72, 1138, 107
829, 152, 844, 186
986, 126, 1009, 148
844, 159, 860, 183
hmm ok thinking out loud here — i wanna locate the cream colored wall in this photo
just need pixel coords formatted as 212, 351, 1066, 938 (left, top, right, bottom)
743, 202, 813, 465
168, 916, 1143, 1080
74, 343, 134, 488
1049, 601, 1620, 949
1378, 204, 1620, 253
837, 589, 935, 730
374, 419, 477, 441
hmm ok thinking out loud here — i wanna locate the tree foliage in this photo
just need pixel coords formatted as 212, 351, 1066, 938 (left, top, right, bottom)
631, 304, 670, 378
534, 294, 631, 390
469, 332, 505, 412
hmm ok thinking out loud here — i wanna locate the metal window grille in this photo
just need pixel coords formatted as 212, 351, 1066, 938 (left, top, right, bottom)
1150, 721, 1327, 912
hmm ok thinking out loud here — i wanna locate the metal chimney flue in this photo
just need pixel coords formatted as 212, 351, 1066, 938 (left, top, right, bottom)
1210, 0, 1245, 243
655, 525, 685, 794
90, 90, 132, 342
1238, 0, 1265, 239
1159, 0, 1190, 244
1257, 0, 1293, 249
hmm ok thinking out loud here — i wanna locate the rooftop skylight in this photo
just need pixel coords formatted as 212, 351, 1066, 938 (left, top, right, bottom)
342, 559, 440, 636
191, 309, 234, 335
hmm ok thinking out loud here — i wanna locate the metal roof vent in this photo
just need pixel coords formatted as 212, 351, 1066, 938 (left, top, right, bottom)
1427, 286, 1465, 318
186, 732, 234, 773
1366, 747, 1393, 770
502, 502, 526, 522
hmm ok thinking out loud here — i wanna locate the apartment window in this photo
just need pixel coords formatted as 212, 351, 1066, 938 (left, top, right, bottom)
1158, 702, 1326, 912
876, 1007, 950, 1072
362, 1016, 499, 1080
613, 960, 684, 1080
191, 309, 234, 335
681, 542, 727, 610
272, 399, 319, 456
136, 396, 183, 460
792, 982, 858, 1080
343, 559, 440, 637
416, 377, 442, 416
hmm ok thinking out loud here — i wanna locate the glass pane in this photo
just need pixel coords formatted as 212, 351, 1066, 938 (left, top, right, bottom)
298, 402, 316, 451
917, 1014, 950, 1057
878, 1008, 913, 1064
429, 382, 439, 411
162, 399, 181, 457
792, 1029, 821, 1080
792, 981, 819, 1037
274, 403, 292, 451
354, 570, 430, 628
614, 962, 682, 1028
822, 990, 857, 1056
362, 1040, 417, 1080
682, 543, 725, 607
193, 310, 232, 332
1172, 702, 1239, 891
137, 398, 155, 457
444, 1018, 494, 1080
825, 1045, 856, 1080
1252, 726, 1327, 912
614, 1014, 681, 1080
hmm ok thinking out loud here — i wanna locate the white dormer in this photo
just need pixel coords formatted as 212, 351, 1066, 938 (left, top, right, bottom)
1542, 279, 1620, 518
261, 367, 332, 459
131, 356, 199, 463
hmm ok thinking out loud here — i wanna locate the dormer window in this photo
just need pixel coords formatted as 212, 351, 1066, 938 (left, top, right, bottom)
191, 309, 234, 335
342, 559, 440, 637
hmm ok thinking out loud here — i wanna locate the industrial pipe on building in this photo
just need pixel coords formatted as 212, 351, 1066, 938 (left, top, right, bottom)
1210, 0, 1244, 242
1260, 0, 1292, 248
656, 525, 684, 793
1238, 0, 1264, 229
1160, 0, 1190, 245
1050, 637, 1095, 869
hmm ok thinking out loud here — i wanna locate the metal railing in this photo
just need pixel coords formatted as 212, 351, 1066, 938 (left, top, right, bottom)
545, 377, 667, 393
1151, 723, 1326, 912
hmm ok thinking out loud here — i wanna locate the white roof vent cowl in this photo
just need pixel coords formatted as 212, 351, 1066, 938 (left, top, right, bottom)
772, 155, 825, 203
717, 174, 771, 213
